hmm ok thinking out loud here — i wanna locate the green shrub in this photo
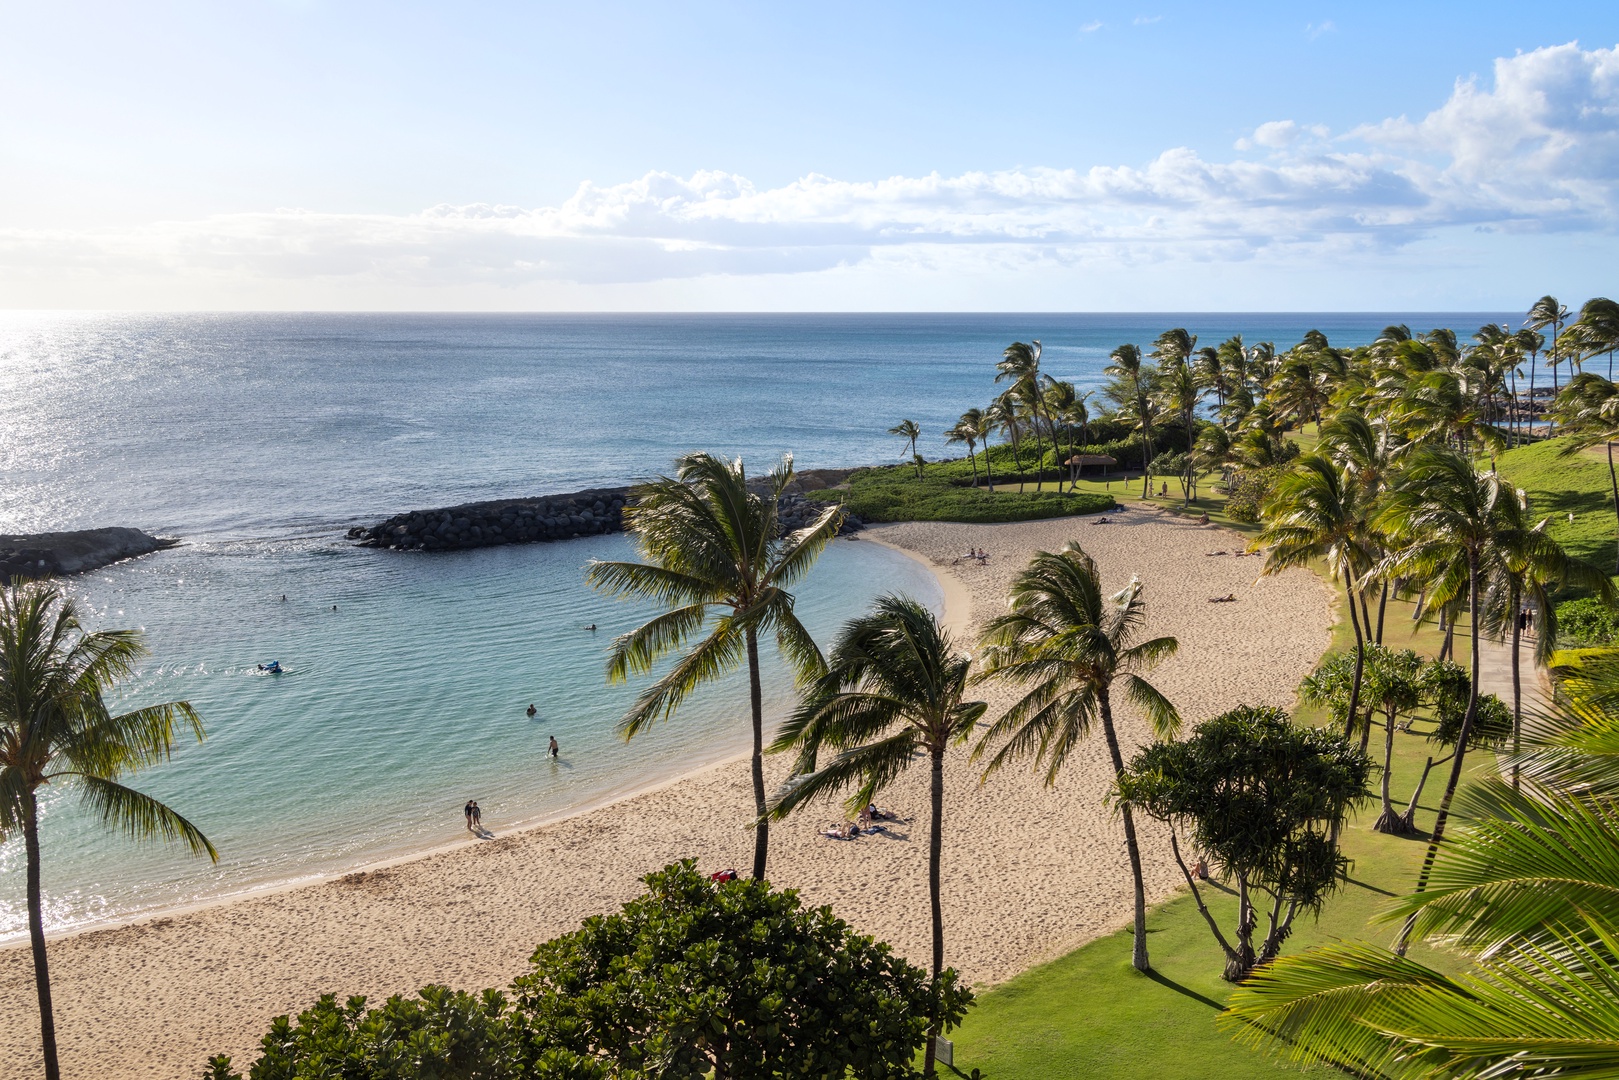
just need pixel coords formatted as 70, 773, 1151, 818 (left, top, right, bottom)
813, 462, 1115, 524
1556, 596, 1619, 646
1226, 465, 1290, 524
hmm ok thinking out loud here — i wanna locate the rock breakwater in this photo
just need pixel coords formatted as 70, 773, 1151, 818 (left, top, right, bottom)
0, 527, 178, 583
349, 488, 857, 553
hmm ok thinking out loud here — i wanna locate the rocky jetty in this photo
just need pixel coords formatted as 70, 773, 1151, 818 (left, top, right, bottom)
348, 487, 857, 553
347, 488, 633, 550
0, 528, 178, 583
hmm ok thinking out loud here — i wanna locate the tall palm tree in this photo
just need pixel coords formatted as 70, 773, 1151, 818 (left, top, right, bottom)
1528, 295, 1570, 394
1260, 455, 1378, 740
974, 543, 1180, 972
998, 341, 1047, 487
1376, 447, 1509, 952
889, 419, 923, 480
1514, 327, 1545, 442
768, 595, 985, 1078
1155, 353, 1204, 504
1572, 297, 1619, 381
945, 412, 982, 488
587, 452, 842, 881
0, 580, 217, 1080
972, 404, 997, 493
1104, 343, 1158, 497
989, 392, 1026, 492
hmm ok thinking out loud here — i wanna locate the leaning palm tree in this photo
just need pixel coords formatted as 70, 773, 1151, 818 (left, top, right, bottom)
1103, 343, 1158, 497
1376, 447, 1509, 951
889, 419, 923, 480
944, 412, 981, 488
999, 341, 1047, 486
587, 452, 841, 881
1260, 455, 1378, 740
768, 595, 984, 1078
972, 404, 998, 493
0, 580, 217, 1080
974, 543, 1180, 972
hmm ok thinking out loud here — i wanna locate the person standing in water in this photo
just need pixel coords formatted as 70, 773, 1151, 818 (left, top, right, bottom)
526, 703, 537, 719
548, 735, 559, 759
471, 801, 482, 829
464, 800, 475, 832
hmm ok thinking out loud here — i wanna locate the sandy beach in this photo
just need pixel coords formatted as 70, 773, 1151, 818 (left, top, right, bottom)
0, 508, 1333, 1078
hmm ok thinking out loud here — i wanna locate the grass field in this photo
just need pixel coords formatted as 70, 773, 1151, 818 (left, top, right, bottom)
1497, 436, 1618, 573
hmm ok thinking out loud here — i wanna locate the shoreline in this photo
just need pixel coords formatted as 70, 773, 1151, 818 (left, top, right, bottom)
3, 533, 953, 950
0, 512, 1334, 1078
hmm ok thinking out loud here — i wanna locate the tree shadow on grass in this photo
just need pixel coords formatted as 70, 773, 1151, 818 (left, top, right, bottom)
1344, 875, 1397, 897
1143, 967, 1226, 1011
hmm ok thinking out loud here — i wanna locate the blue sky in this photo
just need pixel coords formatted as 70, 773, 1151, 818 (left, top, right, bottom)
2, 1, 1617, 310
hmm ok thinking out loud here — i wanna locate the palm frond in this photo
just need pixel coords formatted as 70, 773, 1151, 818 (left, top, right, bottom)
71, 774, 217, 861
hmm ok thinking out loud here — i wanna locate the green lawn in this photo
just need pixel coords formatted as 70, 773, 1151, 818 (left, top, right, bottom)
1497, 436, 1618, 572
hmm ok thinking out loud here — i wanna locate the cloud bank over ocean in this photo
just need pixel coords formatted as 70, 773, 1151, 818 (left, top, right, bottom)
5, 42, 1616, 306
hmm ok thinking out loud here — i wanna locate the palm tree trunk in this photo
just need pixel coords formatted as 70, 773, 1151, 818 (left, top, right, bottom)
1342, 567, 1365, 742
1373, 709, 1407, 833
923, 745, 946, 1077
968, 446, 979, 488
1375, 581, 1389, 646
1397, 550, 1481, 955
1510, 585, 1523, 793
1099, 689, 1151, 972
25, 791, 61, 1080
984, 443, 995, 493
1527, 354, 1537, 438
746, 627, 769, 882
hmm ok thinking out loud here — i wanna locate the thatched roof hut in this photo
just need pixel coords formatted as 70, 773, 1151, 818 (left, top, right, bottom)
1063, 454, 1118, 475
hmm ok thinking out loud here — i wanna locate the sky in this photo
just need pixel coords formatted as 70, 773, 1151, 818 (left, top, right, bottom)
2, 1, 1617, 311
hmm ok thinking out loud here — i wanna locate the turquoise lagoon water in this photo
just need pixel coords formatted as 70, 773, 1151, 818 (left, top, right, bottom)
0, 311, 1519, 939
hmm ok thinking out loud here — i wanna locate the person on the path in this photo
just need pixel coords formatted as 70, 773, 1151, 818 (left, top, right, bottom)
526, 703, 537, 719
464, 801, 475, 832
548, 735, 559, 759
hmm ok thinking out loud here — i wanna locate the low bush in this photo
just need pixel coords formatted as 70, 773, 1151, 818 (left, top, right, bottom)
1556, 596, 1619, 646
815, 462, 1115, 524
1226, 465, 1291, 524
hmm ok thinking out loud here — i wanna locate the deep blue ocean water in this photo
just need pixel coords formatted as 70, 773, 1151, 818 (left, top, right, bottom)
0, 311, 1521, 938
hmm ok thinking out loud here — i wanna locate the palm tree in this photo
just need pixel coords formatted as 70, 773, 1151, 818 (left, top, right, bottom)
1104, 343, 1158, 497
1528, 295, 1570, 393
0, 580, 217, 1080
586, 452, 842, 881
1514, 327, 1545, 442
768, 595, 985, 1078
989, 392, 1027, 492
1155, 352, 1203, 504
889, 419, 923, 480
999, 342, 1047, 487
972, 404, 998, 493
1572, 297, 1619, 381
1259, 455, 1377, 741
945, 411, 982, 487
1376, 447, 1509, 952
1320, 408, 1402, 642
974, 543, 1180, 972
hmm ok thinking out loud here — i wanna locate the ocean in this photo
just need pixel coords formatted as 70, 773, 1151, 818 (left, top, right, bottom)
0, 311, 1522, 939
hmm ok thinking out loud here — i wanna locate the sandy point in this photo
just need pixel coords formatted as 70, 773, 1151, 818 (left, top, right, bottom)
0, 506, 1332, 1079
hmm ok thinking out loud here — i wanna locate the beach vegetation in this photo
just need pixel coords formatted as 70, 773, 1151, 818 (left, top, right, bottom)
512, 860, 971, 1080
1118, 705, 1373, 982
811, 460, 1115, 524
587, 453, 842, 882
0, 580, 216, 1080
974, 542, 1180, 973
1558, 595, 1619, 645
766, 595, 985, 1077
889, 418, 924, 480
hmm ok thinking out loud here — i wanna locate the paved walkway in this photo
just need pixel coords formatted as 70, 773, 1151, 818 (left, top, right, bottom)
1475, 630, 1553, 718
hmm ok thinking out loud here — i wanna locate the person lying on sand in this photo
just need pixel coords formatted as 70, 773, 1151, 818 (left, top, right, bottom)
1204, 550, 1227, 556
821, 824, 857, 840
1208, 593, 1237, 603
1092, 517, 1111, 525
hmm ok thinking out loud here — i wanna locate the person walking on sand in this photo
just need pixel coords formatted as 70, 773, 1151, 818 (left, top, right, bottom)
548, 735, 559, 759
464, 800, 475, 832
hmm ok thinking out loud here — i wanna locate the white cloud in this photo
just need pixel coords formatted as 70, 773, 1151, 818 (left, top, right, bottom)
1079, 20, 1103, 33
1133, 15, 1162, 25
1306, 20, 1336, 40
2, 42, 1616, 298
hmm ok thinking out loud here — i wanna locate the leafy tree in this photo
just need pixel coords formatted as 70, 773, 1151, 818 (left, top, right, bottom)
974, 542, 1180, 973
511, 861, 972, 1080
204, 986, 605, 1080
768, 595, 985, 1076
0, 581, 216, 1080
1557, 596, 1619, 646
586, 453, 840, 881
1551, 371, 1619, 573
1300, 646, 1424, 833
1118, 705, 1372, 981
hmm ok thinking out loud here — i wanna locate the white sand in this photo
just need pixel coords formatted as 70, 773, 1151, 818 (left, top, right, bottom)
0, 508, 1332, 1078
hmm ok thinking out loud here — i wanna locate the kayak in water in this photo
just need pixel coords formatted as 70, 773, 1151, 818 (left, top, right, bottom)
257, 660, 284, 674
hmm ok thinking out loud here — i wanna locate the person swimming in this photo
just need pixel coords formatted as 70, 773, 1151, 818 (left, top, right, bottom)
584, 623, 597, 631
526, 703, 537, 719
